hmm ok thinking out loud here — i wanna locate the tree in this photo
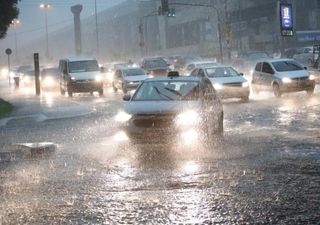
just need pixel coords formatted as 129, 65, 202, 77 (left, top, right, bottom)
0, 0, 20, 39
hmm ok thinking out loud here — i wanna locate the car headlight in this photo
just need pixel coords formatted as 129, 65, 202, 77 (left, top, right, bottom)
43, 77, 54, 86
23, 76, 31, 83
242, 81, 249, 87
71, 76, 76, 81
176, 110, 200, 126
213, 83, 223, 90
309, 74, 316, 80
95, 75, 103, 82
106, 72, 113, 81
115, 111, 132, 122
282, 77, 292, 83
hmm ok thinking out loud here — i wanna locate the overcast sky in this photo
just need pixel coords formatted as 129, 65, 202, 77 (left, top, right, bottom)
1, 0, 125, 49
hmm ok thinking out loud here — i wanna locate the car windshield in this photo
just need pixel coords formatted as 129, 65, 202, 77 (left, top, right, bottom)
144, 59, 167, 68
69, 60, 99, 73
247, 52, 270, 60
123, 68, 145, 76
133, 80, 199, 101
272, 61, 304, 72
206, 67, 239, 77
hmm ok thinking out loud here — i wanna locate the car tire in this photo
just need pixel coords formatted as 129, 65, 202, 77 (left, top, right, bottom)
273, 83, 282, 98
67, 89, 73, 97
98, 88, 104, 96
60, 87, 65, 96
112, 82, 118, 92
306, 88, 314, 96
122, 84, 128, 94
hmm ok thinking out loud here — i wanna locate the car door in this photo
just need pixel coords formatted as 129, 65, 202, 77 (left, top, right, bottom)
261, 62, 275, 90
252, 62, 263, 87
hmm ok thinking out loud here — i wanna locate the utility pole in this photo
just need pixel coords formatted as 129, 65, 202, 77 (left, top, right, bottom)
94, 0, 100, 60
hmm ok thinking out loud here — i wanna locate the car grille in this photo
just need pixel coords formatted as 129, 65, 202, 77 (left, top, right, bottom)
76, 79, 95, 83
224, 82, 242, 87
291, 77, 309, 82
133, 114, 175, 128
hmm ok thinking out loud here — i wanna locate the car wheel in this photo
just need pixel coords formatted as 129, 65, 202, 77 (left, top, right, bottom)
273, 83, 281, 98
98, 88, 104, 96
67, 89, 73, 97
60, 87, 65, 95
112, 82, 118, 92
241, 95, 249, 102
122, 84, 128, 94
306, 88, 314, 96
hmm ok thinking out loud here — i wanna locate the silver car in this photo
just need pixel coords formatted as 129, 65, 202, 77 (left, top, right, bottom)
114, 72, 223, 144
190, 65, 250, 102
251, 58, 316, 97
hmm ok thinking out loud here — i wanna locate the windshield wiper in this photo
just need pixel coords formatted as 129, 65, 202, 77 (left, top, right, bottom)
153, 86, 173, 100
164, 87, 182, 96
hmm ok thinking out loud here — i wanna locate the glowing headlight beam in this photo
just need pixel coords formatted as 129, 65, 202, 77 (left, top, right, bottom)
95, 75, 103, 82
213, 83, 223, 90
115, 111, 132, 122
309, 74, 316, 80
282, 77, 292, 84
176, 110, 200, 126
242, 81, 249, 87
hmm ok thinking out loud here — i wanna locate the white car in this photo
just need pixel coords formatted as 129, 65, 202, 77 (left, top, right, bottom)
180, 61, 217, 75
190, 65, 250, 101
293, 46, 318, 66
251, 58, 316, 97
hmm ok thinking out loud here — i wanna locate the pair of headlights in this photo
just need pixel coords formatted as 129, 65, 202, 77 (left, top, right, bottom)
115, 110, 200, 126
213, 82, 249, 90
282, 75, 316, 84
70, 75, 103, 82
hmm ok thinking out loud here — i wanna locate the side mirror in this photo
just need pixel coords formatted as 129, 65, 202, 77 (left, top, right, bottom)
304, 66, 308, 70
239, 72, 244, 76
123, 93, 131, 101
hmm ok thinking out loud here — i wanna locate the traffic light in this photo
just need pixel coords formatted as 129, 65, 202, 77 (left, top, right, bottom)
167, 8, 175, 17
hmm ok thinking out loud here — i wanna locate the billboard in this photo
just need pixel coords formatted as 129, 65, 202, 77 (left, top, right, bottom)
280, 3, 293, 36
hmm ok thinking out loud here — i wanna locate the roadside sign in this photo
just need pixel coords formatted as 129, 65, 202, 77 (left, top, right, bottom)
280, 3, 293, 37
5, 48, 12, 55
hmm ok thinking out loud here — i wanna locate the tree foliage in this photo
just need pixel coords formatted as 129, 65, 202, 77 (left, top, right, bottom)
0, 0, 20, 39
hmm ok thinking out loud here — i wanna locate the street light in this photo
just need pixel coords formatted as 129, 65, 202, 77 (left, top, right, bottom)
11, 19, 20, 62
39, 3, 51, 59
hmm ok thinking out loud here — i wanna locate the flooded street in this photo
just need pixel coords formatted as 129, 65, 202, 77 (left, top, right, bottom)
1, 89, 319, 224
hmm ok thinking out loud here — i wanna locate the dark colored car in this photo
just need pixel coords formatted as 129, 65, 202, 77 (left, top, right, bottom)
140, 57, 171, 76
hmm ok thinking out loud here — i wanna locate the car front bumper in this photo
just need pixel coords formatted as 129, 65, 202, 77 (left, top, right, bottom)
217, 86, 250, 99
68, 81, 103, 92
280, 80, 315, 93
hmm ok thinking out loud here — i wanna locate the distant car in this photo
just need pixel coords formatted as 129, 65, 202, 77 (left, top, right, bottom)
234, 51, 272, 77
112, 67, 149, 93
293, 46, 318, 66
190, 65, 250, 102
114, 72, 223, 144
172, 55, 202, 71
251, 58, 316, 97
140, 57, 171, 76
19, 69, 35, 88
100, 62, 130, 85
180, 61, 217, 75
40, 67, 59, 90
59, 57, 103, 97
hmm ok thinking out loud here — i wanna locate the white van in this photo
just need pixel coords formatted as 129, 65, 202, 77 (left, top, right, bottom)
59, 57, 103, 97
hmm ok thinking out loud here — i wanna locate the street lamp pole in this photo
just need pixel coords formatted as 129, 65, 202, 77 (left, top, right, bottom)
40, 3, 51, 59
94, 0, 100, 60
11, 19, 20, 62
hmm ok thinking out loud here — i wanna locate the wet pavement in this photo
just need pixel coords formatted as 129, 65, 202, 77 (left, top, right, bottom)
0, 83, 320, 224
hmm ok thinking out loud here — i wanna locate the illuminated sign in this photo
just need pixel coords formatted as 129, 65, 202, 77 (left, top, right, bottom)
280, 3, 293, 36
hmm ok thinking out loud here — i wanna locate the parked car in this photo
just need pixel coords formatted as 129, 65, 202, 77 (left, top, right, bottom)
251, 58, 316, 97
114, 72, 223, 144
40, 67, 59, 90
190, 65, 250, 102
112, 67, 149, 93
59, 57, 103, 97
293, 46, 319, 66
180, 61, 217, 75
140, 57, 171, 76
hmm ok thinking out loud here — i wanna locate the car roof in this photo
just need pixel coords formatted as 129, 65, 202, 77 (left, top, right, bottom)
61, 56, 97, 62
188, 61, 217, 65
144, 75, 200, 82
256, 58, 296, 63
194, 64, 230, 69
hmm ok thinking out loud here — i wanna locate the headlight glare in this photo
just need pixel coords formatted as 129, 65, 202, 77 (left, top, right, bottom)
282, 77, 292, 83
309, 74, 316, 80
115, 111, 132, 122
95, 75, 103, 82
176, 110, 200, 126
242, 81, 249, 87
213, 83, 223, 90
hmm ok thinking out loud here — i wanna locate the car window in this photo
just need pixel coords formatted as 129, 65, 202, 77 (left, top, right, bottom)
199, 69, 206, 77
69, 60, 99, 73
205, 67, 239, 77
262, 63, 274, 74
144, 59, 167, 68
255, 63, 262, 72
272, 61, 304, 72
123, 68, 145, 76
187, 64, 195, 71
133, 81, 199, 101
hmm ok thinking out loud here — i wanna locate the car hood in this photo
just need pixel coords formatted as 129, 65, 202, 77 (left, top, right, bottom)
146, 67, 168, 71
209, 76, 247, 84
69, 71, 100, 80
124, 75, 149, 82
125, 101, 199, 115
275, 70, 309, 79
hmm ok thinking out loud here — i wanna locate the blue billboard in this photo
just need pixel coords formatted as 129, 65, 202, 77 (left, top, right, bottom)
280, 3, 293, 36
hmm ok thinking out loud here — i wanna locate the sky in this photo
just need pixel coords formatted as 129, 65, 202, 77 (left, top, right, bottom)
1, 0, 125, 49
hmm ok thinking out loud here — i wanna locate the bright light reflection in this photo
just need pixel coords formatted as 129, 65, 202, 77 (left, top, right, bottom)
181, 129, 198, 145
113, 131, 128, 142
182, 161, 199, 174
41, 92, 54, 108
